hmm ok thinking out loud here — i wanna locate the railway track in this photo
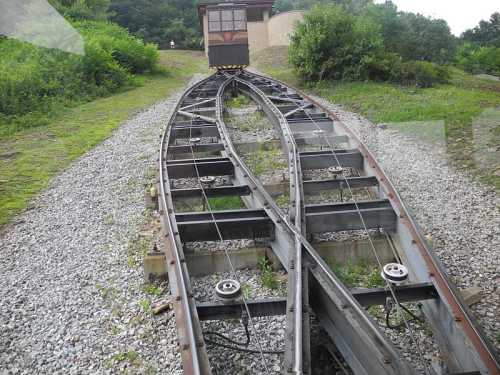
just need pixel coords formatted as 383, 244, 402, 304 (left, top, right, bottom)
157, 70, 499, 375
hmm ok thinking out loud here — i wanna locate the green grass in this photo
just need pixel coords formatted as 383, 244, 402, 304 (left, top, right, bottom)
0, 50, 208, 226
258, 256, 278, 290
329, 258, 385, 289
207, 196, 246, 210
226, 94, 251, 108
252, 47, 500, 190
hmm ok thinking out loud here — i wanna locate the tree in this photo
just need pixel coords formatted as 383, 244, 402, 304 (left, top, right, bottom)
462, 12, 500, 47
109, 0, 201, 49
289, 5, 384, 81
48, 0, 110, 21
274, 0, 371, 14
362, 2, 456, 64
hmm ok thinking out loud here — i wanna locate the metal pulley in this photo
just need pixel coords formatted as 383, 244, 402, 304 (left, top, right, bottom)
381, 263, 409, 285
215, 279, 241, 300
189, 137, 201, 144
328, 166, 344, 176
200, 176, 216, 186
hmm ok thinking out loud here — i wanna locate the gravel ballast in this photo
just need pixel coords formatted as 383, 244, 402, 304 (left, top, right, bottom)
0, 75, 206, 375
1, 70, 498, 375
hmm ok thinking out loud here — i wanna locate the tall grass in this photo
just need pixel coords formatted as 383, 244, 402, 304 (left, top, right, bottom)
0, 21, 160, 135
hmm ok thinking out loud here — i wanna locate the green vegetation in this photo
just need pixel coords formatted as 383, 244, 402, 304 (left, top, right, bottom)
246, 148, 288, 177
462, 12, 500, 47
139, 298, 151, 312
0, 50, 207, 226
112, 350, 141, 367
0, 21, 160, 135
258, 256, 278, 290
241, 282, 252, 300
456, 43, 500, 76
226, 94, 251, 109
142, 283, 163, 296
207, 196, 246, 211
109, 0, 201, 49
253, 47, 500, 190
289, 5, 451, 87
329, 258, 385, 288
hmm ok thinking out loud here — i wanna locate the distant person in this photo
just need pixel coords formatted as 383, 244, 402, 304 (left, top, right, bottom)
170, 40, 175, 49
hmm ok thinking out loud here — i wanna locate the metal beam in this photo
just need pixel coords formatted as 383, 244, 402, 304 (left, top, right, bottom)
166, 157, 234, 178
288, 118, 334, 133
171, 185, 251, 199
300, 149, 364, 170
175, 209, 274, 242
305, 199, 397, 232
168, 143, 225, 154
295, 134, 350, 146
177, 110, 216, 124
170, 124, 219, 138
180, 98, 215, 111
267, 95, 304, 104
352, 282, 437, 307
309, 266, 414, 374
303, 176, 379, 193
197, 298, 286, 321
283, 103, 314, 118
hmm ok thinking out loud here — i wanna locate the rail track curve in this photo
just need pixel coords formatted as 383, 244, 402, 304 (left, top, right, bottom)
158, 70, 499, 375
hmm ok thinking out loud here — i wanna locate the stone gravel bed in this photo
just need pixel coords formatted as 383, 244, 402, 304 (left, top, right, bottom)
192, 270, 286, 374
312, 95, 500, 354
0, 74, 207, 375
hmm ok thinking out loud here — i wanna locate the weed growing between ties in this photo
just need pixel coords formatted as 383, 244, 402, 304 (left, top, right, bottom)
258, 256, 278, 290
328, 258, 385, 288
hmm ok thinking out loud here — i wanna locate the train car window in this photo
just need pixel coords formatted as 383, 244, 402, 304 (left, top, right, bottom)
221, 10, 232, 21
208, 10, 221, 32
233, 9, 247, 31
221, 10, 234, 31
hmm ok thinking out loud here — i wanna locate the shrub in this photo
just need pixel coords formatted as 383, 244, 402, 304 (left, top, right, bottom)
456, 43, 500, 75
396, 61, 450, 88
289, 5, 384, 82
0, 20, 160, 131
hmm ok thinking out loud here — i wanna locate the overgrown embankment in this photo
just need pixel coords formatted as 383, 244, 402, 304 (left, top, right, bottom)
0, 50, 207, 226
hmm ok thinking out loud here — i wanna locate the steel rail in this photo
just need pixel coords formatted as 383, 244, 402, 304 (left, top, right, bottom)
158, 69, 498, 375
233, 76, 306, 375
158, 74, 222, 375
218, 76, 412, 374
245, 70, 500, 374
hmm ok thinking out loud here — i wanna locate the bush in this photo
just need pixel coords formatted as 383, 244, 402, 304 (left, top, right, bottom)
289, 5, 450, 88
0, 20, 160, 130
289, 5, 384, 82
396, 61, 450, 88
456, 43, 500, 75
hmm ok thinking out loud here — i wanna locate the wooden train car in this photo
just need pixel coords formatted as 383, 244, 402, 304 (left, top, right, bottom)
206, 4, 249, 69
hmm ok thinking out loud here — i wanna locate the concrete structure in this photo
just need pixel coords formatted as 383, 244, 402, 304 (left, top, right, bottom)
198, 1, 304, 58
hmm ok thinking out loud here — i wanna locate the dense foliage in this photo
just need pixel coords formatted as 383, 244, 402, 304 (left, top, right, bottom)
0, 21, 159, 131
274, 0, 370, 14
458, 13, 500, 76
48, 0, 110, 21
462, 12, 500, 47
109, 0, 201, 49
289, 5, 450, 87
456, 43, 500, 76
362, 2, 456, 64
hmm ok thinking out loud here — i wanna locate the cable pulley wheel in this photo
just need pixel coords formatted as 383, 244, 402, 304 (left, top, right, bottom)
381, 263, 409, 284
200, 176, 216, 185
328, 166, 344, 175
215, 279, 241, 300
189, 137, 201, 144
